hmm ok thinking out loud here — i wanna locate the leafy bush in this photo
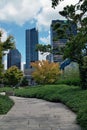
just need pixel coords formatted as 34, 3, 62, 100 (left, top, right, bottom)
56, 78, 80, 86
0, 87, 14, 93
77, 109, 87, 129
0, 95, 14, 114
31, 60, 61, 84
4, 66, 23, 87
20, 77, 28, 87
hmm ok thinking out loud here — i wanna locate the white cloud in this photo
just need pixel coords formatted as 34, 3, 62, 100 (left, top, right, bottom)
0, 0, 41, 25
0, 0, 79, 27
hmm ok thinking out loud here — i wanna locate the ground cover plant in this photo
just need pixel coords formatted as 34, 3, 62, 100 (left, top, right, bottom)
0, 95, 14, 114
0, 87, 14, 93
14, 85, 87, 129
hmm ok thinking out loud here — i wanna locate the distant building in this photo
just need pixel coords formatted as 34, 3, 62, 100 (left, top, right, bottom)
46, 54, 52, 62
24, 68, 36, 86
25, 28, 38, 69
50, 20, 77, 63
7, 49, 21, 69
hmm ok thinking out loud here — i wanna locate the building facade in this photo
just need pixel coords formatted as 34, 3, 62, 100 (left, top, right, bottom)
7, 49, 21, 69
25, 28, 38, 69
50, 20, 77, 63
46, 54, 52, 62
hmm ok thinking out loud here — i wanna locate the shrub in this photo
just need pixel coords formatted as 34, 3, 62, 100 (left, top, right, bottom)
4, 66, 23, 87
20, 77, 28, 87
31, 60, 61, 84
77, 109, 87, 129
0, 95, 14, 114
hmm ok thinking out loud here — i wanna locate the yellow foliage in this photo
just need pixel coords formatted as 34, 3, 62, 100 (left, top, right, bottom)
31, 60, 61, 84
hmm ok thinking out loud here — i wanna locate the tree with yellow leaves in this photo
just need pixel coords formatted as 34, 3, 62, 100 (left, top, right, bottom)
31, 60, 61, 84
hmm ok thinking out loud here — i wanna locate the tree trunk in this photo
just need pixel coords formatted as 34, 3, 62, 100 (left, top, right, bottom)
79, 57, 87, 90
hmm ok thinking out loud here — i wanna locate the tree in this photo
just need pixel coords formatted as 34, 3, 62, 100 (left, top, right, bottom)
36, 44, 62, 57
4, 66, 23, 87
80, 56, 87, 89
36, 44, 52, 54
31, 60, 61, 84
0, 30, 15, 82
51, 0, 63, 8
51, 0, 87, 89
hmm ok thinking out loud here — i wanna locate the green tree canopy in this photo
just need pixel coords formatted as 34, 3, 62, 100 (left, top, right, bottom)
51, 0, 87, 89
0, 30, 15, 83
4, 66, 23, 87
36, 44, 52, 54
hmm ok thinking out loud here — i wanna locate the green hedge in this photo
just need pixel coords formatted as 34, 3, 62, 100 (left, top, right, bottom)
15, 85, 87, 129
0, 87, 14, 93
56, 78, 80, 86
0, 95, 14, 114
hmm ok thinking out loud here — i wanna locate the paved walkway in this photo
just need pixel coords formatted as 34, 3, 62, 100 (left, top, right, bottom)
0, 96, 81, 130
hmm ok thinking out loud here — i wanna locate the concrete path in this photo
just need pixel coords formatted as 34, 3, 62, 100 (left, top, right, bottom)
0, 96, 81, 130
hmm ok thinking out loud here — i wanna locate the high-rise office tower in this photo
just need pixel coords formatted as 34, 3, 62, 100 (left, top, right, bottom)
50, 20, 77, 62
7, 48, 21, 69
25, 28, 38, 69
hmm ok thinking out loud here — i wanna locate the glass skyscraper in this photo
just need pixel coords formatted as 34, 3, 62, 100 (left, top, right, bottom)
50, 20, 77, 62
7, 49, 21, 69
25, 28, 38, 69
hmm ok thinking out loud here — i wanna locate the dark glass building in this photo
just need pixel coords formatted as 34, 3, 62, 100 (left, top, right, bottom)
7, 49, 21, 69
25, 28, 38, 69
46, 54, 51, 62
50, 20, 77, 62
